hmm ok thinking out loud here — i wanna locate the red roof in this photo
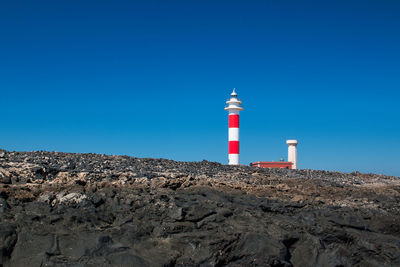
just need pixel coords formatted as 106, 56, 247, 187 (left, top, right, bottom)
250, 161, 293, 169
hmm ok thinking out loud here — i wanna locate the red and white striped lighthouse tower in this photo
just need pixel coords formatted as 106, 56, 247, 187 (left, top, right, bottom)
225, 89, 243, 165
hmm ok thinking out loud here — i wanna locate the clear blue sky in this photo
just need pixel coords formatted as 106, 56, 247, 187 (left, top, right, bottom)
1, 1, 399, 176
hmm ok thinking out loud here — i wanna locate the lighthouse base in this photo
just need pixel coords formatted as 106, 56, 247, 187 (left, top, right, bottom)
229, 154, 239, 165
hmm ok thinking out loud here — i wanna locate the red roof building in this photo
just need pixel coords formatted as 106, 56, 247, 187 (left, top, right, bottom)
250, 161, 293, 169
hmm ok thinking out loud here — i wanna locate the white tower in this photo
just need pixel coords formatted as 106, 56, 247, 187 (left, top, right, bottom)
286, 140, 298, 169
225, 89, 243, 165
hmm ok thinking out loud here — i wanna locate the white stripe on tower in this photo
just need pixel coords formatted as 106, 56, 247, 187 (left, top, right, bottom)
224, 89, 243, 165
228, 127, 239, 141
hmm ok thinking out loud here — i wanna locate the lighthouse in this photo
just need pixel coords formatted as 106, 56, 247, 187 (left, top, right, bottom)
225, 89, 243, 165
287, 140, 298, 169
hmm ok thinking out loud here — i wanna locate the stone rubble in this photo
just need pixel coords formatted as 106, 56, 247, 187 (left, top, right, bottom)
0, 149, 399, 266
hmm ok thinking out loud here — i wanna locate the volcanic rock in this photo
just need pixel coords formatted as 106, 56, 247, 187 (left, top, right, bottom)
0, 150, 399, 266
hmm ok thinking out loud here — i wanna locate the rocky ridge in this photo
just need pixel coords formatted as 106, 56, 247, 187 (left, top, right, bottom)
0, 149, 399, 266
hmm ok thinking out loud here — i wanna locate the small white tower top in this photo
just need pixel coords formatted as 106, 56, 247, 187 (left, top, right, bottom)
286, 140, 298, 145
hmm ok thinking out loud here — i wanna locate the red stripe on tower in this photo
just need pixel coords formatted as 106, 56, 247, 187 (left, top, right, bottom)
229, 114, 239, 128
229, 141, 239, 154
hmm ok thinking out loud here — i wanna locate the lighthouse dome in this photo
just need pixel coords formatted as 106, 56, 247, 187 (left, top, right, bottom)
231, 88, 238, 97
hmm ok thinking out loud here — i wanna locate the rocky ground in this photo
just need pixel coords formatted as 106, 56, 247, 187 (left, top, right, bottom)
0, 149, 399, 267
